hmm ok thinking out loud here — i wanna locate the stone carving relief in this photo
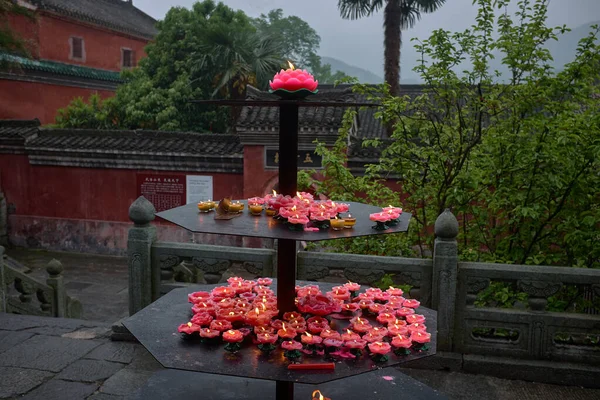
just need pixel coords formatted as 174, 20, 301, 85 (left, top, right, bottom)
517, 281, 562, 298
192, 258, 231, 274
243, 261, 263, 276
344, 268, 384, 285
159, 255, 180, 281
304, 266, 330, 281
396, 272, 421, 287
466, 277, 491, 294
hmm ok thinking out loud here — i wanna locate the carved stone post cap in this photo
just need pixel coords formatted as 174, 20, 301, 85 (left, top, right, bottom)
434, 208, 458, 239
129, 196, 156, 225
46, 259, 63, 276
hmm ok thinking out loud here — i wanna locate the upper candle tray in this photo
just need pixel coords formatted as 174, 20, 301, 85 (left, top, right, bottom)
156, 201, 411, 242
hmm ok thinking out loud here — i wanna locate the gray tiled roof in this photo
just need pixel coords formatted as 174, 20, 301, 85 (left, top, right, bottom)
27, 129, 242, 156
0, 119, 40, 150
237, 85, 355, 133
29, 0, 157, 39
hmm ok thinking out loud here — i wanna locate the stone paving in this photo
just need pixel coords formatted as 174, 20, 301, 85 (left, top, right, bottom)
3, 248, 600, 399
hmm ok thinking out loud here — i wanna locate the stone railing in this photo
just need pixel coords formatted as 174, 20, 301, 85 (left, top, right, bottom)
126, 196, 600, 374
0, 246, 82, 318
455, 262, 600, 365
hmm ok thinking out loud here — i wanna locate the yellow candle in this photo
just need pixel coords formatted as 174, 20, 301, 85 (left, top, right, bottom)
198, 202, 213, 212
249, 204, 263, 216
344, 214, 356, 228
330, 218, 345, 231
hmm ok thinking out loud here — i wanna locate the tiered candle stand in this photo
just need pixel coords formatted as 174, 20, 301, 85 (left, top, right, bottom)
124, 94, 437, 400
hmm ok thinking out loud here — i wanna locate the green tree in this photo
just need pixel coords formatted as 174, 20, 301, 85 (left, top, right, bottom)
0, 0, 34, 69
252, 8, 348, 84
309, 0, 600, 268
337, 0, 446, 96
55, 0, 282, 132
252, 9, 320, 67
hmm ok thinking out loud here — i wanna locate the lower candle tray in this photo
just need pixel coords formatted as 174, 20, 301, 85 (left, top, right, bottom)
124, 282, 437, 385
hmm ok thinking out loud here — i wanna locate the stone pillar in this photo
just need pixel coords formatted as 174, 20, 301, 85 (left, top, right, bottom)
432, 209, 459, 352
127, 196, 157, 315
0, 246, 6, 313
46, 259, 67, 317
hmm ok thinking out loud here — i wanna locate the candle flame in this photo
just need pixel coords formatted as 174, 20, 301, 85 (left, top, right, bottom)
282, 323, 287, 332
287, 60, 295, 70
306, 332, 312, 337
296, 191, 302, 198
260, 303, 267, 311
265, 334, 269, 338
312, 390, 326, 400
229, 312, 234, 316
291, 205, 297, 211
227, 330, 235, 334
272, 190, 277, 196
348, 214, 352, 218
346, 329, 352, 334
255, 307, 260, 314
187, 322, 192, 327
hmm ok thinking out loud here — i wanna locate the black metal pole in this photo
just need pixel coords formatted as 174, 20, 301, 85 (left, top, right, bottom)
276, 381, 294, 400
276, 103, 299, 318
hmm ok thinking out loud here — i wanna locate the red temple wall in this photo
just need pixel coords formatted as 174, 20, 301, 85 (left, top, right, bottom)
0, 80, 114, 124
0, 154, 244, 254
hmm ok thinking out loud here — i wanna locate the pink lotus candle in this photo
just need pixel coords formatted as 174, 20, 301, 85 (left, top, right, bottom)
192, 302, 215, 316
328, 287, 350, 301
365, 287, 383, 295
351, 318, 371, 333
388, 324, 409, 337
386, 286, 404, 296
191, 312, 213, 326
374, 292, 391, 303
256, 277, 273, 286
341, 329, 361, 342
403, 299, 421, 309
211, 286, 235, 299
218, 309, 245, 323
363, 332, 385, 343
239, 292, 256, 302
199, 328, 220, 339
397, 307, 416, 317
370, 327, 388, 337
222, 329, 244, 343
387, 299, 405, 309
289, 320, 307, 334
248, 197, 265, 206
187, 291, 211, 304
392, 334, 412, 351
368, 303, 387, 314
270, 319, 285, 330
277, 324, 297, 340
320, 329, 342, 341
254, 325, 274, 334
376, 312, 397, 325
411, 331, 432, 344
234, 301, 251, 312
341, 303, 360, 313
301, 332, 323, 345
406, 314, 426, 325
232, 281, 253, 294
270, 62, 318, 92
343, 281, 361, 292
357, 299, 374, 310
335, 203, 350, 214
209, 320, 232, 332
245, 308, 271, 326
323, 338, 343, 348
178, 322, 200, 335
345, 338, 367, 356
369, 212, 393, 223
281, 340, 303, 351
256, 332, 279, 345
288, 214, 309, 225
407, 323, 428, 333
215, 298, 235, 310
227, 276, 244, 285
283, 312, 301, 321
368, 341, 392, 361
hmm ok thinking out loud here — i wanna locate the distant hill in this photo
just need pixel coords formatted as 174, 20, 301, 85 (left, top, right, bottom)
487, 20, 600, 80
320, 56, 383, 84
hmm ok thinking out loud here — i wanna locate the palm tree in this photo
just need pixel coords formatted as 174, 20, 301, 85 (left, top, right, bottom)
338, 0, 446, 96
193, 25, 284, 99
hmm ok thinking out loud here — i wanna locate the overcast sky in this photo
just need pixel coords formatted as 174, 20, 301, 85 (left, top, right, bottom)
134, 0, 600, 78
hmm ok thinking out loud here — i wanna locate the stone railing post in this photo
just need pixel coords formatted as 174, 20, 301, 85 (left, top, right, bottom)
128, 196, 157, 315
0, 246, 6, 313
432, 209, 459, 352
46, 259, 66, 317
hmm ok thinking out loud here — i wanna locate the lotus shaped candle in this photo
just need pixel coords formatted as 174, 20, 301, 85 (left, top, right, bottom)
368, 341, 392, 362
392, 334, 413, 355
270, 62, 318, 94
297, 294, 341, 316
190, 312, 213, 327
